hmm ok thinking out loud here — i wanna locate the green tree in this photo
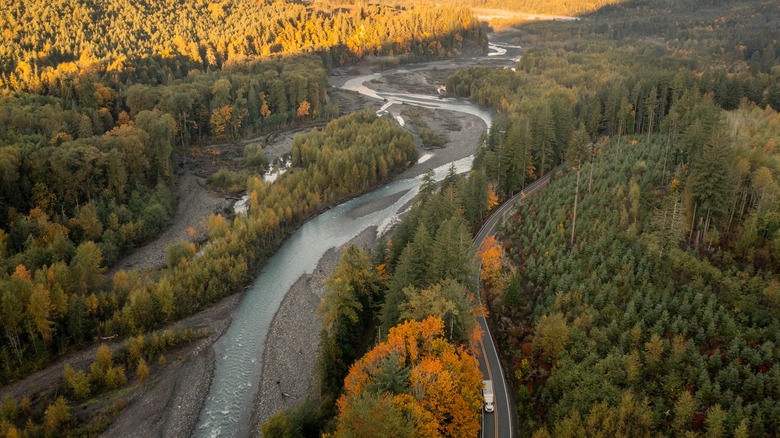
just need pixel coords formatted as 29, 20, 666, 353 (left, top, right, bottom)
672, 391, 696, 432
533, 312, 569, 361
334, 393, 417, 438
429, 217, 473, 285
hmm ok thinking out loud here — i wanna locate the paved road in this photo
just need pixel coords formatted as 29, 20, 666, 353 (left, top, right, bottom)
472, 164, 565, 438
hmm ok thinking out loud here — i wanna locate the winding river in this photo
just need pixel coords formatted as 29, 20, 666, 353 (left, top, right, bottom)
194, 38, 521, 438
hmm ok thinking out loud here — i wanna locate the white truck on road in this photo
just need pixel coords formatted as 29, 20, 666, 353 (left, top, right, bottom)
482, 380, 495, 412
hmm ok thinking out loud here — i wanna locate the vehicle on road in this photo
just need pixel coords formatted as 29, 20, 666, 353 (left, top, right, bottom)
482, 380, 495, 413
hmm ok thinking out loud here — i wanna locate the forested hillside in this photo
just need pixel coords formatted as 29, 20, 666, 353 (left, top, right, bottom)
0, 0, 485, 388
0, 0, 484, 92
441, 0, 780, 435
346, 0, 624, 16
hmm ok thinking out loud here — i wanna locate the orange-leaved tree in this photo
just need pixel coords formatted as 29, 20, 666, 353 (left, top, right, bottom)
479, 235, 504, 289
334, 316, 482, 438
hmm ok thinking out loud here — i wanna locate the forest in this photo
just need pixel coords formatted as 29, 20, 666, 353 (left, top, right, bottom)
353, 0, 624, 17
266, 0, 780, 435
0, 108, 420, 434
0, 0, 484, 378
0, 0, 485, 92
2, 0, 780, 434
442, 0, 780, 435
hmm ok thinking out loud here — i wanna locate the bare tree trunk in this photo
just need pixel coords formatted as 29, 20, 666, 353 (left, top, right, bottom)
6, 333, 23, 366
661, 134, 671, 186
689, 203, 698, 243
588, 160, 594, 194
703, 209, 712, 248
672, 194, 680, 244
660, 204, 670, 257
727, 191, 739, 233
738, 187, 748, 223
571, 167, 581, 246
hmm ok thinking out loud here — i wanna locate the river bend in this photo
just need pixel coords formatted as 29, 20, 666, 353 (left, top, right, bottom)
195, 38, 520, 438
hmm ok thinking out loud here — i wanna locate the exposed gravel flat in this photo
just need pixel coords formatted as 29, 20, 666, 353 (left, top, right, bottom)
249, 227, 378, 437
101, 293, 240, 438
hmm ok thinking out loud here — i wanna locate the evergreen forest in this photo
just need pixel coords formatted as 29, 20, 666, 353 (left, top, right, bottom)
444, 0, 780, 435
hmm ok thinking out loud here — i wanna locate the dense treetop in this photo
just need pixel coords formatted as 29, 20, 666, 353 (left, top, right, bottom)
335, 316, 483, 438
345, 0, 624, 16
0, 0, 485, 92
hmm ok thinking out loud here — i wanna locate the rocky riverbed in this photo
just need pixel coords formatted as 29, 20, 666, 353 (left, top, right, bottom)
248, 226, 378, 436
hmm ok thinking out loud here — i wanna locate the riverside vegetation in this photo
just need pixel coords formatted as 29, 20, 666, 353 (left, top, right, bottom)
0, 0, 488, 433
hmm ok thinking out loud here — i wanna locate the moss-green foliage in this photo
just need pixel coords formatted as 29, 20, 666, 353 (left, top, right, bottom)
261, 400, 320, 438
243, 143, 267, 169
494, 138, 780, 436
206, 168, 248, 193
419, 127, 446, 149
291, 110, 418, 196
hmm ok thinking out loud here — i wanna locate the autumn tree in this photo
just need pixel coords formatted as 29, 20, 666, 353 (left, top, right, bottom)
335, 316, 481, 438
63, 364, 91, 399
43, 396, 71, 431
479, 235, 503, 289
296, 100, 311, 119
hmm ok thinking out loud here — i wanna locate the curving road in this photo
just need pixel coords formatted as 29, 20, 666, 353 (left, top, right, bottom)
472, 164, 566, 438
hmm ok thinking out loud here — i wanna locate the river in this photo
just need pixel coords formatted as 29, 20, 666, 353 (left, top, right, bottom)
194, 37, 521, 438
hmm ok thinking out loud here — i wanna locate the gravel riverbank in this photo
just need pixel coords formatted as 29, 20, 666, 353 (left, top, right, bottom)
249, 227, 378, 437
102, 293, 240, 438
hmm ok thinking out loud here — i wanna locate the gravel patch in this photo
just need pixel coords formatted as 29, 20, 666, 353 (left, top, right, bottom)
249, 227, 378, 437
345, 189, 410, 220
110, 173, 231, 274
101, 294, 240, 438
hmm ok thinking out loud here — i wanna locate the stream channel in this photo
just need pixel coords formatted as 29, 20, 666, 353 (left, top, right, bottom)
194, 39, 520, 438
